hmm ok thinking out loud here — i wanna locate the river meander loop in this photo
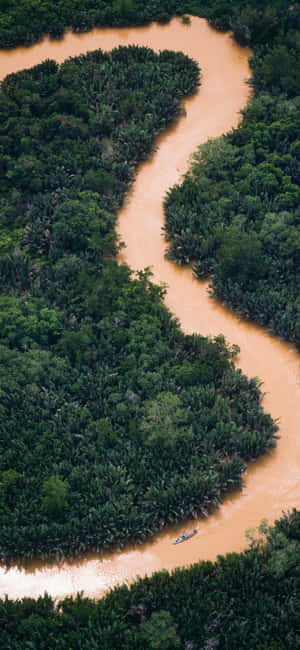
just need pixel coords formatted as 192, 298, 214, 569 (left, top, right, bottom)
0, 16, 299, 600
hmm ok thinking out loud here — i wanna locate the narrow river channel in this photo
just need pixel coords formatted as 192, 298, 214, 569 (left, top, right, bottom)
1, 16, 299, 601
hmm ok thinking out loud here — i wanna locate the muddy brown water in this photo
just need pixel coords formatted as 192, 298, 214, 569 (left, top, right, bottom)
0, 17, 299, 600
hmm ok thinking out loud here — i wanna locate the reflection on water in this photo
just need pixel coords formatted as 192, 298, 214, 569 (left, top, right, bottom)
0, 16, 299, 601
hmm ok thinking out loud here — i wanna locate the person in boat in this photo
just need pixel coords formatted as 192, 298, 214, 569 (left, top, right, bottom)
173, 529, 197, 544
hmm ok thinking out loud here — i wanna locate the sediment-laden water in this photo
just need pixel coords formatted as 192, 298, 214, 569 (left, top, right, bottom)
0, 17, 299, 600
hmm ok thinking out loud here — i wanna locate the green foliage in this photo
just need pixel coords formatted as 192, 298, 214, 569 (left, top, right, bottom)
164, 91, 300, 345
0, 296, 62, 349
0, 45, 277, 561
160, 2, 300, 347
0, 2, 295, 51
137, 610, 181, 648
1, 511, 299, 649
0, 2, 297, 643
140, 392, 193, 448
216, 228, 265, 282
42, 476, 68, 516
1, 469, 20, 491
0, 228, 23, 254
114, 0, 134, 20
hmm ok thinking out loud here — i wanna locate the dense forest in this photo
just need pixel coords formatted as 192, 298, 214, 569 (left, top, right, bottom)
1, 7, 297, 341
1, 510, 299, 648
0, 1, 298, 647
164, 2, 300, 346
0, 1, 296, 49
0, 46, 278, 561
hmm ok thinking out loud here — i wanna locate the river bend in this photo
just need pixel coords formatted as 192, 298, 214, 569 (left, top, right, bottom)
0, 17, 299, 600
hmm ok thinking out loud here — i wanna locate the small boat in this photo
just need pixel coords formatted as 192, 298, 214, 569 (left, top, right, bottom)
173, 529, 198, 545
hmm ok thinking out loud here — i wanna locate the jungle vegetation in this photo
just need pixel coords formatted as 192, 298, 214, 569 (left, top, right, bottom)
0, 3, 298, 647
0, 46, 277, 561
0, 1, 296, 49
164, 2, 300, 346
1, 509, 299, 648
0, 0, 298, 343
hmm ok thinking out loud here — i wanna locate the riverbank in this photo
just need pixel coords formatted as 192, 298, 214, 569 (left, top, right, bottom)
0, 16, 299, 601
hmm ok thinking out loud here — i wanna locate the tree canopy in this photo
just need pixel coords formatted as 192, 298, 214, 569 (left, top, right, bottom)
164, 2, 300, 346
1, 510, 299, 649
0, 1, 298, 646
0, 44, 277, 561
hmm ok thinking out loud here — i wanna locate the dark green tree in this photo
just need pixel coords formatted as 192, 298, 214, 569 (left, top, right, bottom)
137, 610, 181, 649
216, 229, 265, 282
140, 391, 193, 448
42, 476, 68, 516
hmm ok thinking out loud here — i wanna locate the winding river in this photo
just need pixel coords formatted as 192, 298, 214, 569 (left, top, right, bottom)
1, 16, 299, 601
